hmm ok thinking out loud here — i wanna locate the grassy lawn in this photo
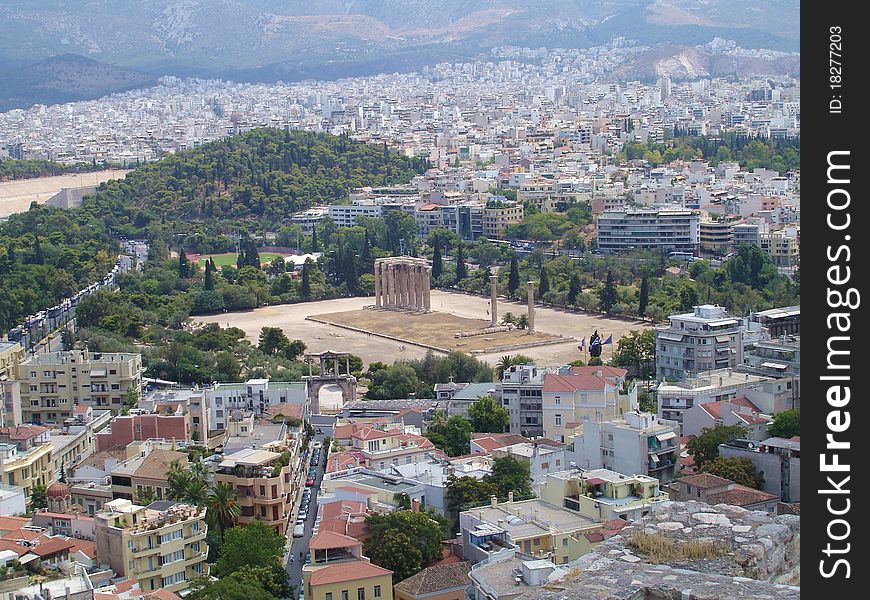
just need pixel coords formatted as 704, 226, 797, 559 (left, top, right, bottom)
197, 252, 283, 267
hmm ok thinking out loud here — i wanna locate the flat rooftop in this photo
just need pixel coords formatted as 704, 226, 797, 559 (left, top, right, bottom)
468, 498, 598, 539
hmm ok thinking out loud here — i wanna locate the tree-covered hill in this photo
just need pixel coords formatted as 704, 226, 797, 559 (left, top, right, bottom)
85, 129, 428, 232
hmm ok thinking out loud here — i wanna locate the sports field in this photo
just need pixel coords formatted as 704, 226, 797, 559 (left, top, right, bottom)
191, 252, 285, 267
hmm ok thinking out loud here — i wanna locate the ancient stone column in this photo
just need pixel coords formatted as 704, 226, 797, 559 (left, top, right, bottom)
374, 261, 382, 307
423, 265, 431, 312
386, 264, 395, 308
414, 265, 422, 310
527, 281, 536, 334
490, 275, 498, 327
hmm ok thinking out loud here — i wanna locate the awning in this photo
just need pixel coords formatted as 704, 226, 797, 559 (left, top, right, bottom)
586, 477, 606, 485
649, 454, 660, 463
715, 335, 731, 343
659, 333, 684, 342
708, 319, 739, 327
761, 361, 789, 370
90, 368, 108, 377
656, 431, 677, 442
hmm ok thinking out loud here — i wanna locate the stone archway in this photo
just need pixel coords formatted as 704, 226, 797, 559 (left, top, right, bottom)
303, 351, 357, 414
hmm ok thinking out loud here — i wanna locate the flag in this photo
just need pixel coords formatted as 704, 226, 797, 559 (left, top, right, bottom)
578, 337, 585, 350
603, 334, 613, 345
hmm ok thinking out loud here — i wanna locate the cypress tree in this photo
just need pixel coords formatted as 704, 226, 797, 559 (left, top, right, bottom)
600, 271, 618, 315
638, 276, 649, 317
538, 266, 549, 298
33, 232, 44, 265
508, 255, 520, 294
204, 264, 215, 291
432, 242, 442, 281
454, 243, 468, 283
567, 272, 581, 306
178, 247, 190, 278
301, 259, 312, 298
311, 224, 320, 253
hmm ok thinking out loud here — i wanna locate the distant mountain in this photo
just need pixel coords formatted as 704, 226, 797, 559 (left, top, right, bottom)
0, 54, 157, 111
0, 0, 799, 107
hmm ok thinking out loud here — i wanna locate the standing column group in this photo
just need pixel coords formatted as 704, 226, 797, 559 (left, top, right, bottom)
374, 258, 431, 312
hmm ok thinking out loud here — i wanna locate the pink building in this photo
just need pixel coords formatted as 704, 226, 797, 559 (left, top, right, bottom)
95, 414, 189, 452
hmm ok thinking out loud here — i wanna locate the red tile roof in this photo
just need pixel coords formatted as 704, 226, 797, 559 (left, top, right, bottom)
707, 485, 779, 507
309, 530, 362, 550
0, 516, 28, 534
394, 561, 472, 596
678, 473, 732, 488
309, 561, 393, 586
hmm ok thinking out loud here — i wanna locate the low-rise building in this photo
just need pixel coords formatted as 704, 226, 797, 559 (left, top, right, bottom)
109, 448, 189, 502
0, 341, 23, 383
0, 482, 25, 515
497, 365, 549, 437
541, 366, 636, 442
669, 472, 779, 512
303, 530, 394, 600
0, 380, 21, 428
538, 468, 669, 522
491, 442, 567, 486
395, 562, 472, 600
0, 425, 53, 501
596, 206, 699, 255
655, 305, 745, 380
718, 437, 800, 502
573, 412, 680, 483
209, 379, 307, 430
682, 397, 770, 440
95, 499, 208, 595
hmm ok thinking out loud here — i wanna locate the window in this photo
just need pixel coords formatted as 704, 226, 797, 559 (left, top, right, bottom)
342, 591, 349, 600
533, 538, 540, 546
374, 586, 381, 598
160, 529, 183, 544
326, 594, 333, 600
554, 396, 560, 405
563, 538, 569, 547
554, 414, 562, 426
358, 588, 365, 600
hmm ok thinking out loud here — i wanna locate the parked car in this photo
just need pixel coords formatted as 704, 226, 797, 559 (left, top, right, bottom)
306, 477, 314, 486
293, 523, 305, 538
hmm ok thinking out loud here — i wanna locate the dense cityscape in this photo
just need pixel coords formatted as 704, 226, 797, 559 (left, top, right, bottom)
0, 26, 799, 600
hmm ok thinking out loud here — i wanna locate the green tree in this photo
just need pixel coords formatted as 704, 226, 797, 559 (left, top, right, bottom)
30, 484, 48, 509
364, 510, 448, 566
370, 529, 423, 583
207, 482, 241, 542
214, 520, 287, 585
467, 395, 510, 433
454, 243, 468, 283
508, 255, 520, 294
638, 276, 649, 317
188, 576, 277, 600
700, 456, 765, 489
135, 487, 158, 506
445, 475, 501, 520
486, 455, 532, 497
178, 247, 190, 278
204, 262, 215, 291
611, 330, 656, 379
300, 258, 312, 298
283, 339, 307, 361
599, 271, 617, 314
567, 272, 581, 306
310, 224, 320, 252
432, 242, 442, 281
767, 408, 799, 439
538, 265, 549, 297
687, 424, 748, 469
425, 414, 473, 457
258, 326, 290, 355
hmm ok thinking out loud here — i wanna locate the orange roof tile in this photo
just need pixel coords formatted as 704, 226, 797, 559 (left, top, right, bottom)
309, 561, 393, 586
309, 530, 362, 550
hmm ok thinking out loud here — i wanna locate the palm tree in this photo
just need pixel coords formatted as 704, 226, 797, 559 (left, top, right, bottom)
207, 482, 241, 542
184, 479, 210, 507
496, 355, 514, 379
166, 460, 192, 501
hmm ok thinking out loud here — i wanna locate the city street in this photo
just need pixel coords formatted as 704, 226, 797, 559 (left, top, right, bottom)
285, 415, 336, 599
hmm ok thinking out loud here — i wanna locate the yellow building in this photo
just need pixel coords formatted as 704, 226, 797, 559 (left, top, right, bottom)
215, 447, 294, 535
541, 366, 637, 443
538, 468, 669, 522
0, 425, 53, 501
304, 531, 393, 600
459, 494, 602, 566
94, 498, 208, 595
20, 348, 143, 423
482, 201, 523, 239
0, 342, 23, 382
760, 230, 799, 267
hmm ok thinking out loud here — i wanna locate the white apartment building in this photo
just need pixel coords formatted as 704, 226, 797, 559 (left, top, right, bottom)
596, 206, 699, 254
496, 365, 551, 438
208, 379, 308, 431
574, 411, 681, 483
655, 305, 745, 380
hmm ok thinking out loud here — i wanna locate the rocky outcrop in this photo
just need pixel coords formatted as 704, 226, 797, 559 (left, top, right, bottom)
523, 501, 800, 600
